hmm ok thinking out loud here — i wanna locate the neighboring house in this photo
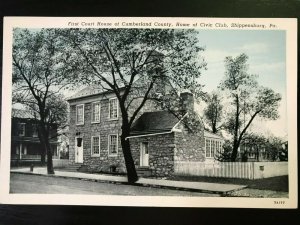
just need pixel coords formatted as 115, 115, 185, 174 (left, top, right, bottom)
11, 108, 59, 166
67, 85, 223, 177
238, 140, 282, 162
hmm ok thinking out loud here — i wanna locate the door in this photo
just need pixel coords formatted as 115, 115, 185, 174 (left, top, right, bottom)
75, 137, 83, 163
140, 142, 149, 167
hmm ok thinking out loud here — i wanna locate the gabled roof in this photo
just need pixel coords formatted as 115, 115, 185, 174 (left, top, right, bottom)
130, 111, 182, 136
12, 108, 35, 119
67, 85, 106, 101
204, 130, 224, 140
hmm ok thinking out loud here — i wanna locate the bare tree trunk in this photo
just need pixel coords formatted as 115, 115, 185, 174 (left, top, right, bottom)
231, 140, 239, 162
231, 95, 240, 162
40, 149, 46, 165
120, 129, 138, 184
120, 137, 138, 183
45, 139, 54, 174
39, 122, 55, 174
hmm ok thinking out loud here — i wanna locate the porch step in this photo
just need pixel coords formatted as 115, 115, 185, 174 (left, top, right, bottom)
136, 167, 152, 177
61, 164, 83, 172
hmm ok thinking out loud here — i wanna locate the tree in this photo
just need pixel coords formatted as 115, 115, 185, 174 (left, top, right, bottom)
12, 29, 71, 174
214, 140, 232, 162
240, 133, 267, 162
265, 136, 283, 161
204, 92, 223, 133
61, 28, 206, 183
219, 53, 282, 161
279, 141, 288, 161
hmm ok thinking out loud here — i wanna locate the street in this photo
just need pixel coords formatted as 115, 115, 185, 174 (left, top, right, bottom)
10, 173, 219, 196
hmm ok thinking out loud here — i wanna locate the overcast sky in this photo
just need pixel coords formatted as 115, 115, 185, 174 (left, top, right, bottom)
196, 30, 287, 139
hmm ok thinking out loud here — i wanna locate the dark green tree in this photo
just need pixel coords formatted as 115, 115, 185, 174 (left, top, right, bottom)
219, 53, 282, 161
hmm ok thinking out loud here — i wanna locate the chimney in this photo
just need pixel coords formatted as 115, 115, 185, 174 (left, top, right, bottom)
180, 90, 194, 113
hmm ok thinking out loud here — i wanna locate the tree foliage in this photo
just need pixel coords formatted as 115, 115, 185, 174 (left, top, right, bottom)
60, 28, 206, 182
214, 140, 232, 162
12, 29, 71, 174
239, 133, 267, 162
204, 92, 223, 133
219, 53, 282, 161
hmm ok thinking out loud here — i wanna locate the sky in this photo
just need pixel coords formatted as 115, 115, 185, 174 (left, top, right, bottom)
195, 30, 287, 138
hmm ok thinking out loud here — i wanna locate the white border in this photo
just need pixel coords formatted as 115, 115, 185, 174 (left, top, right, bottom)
0, 17, 297, 208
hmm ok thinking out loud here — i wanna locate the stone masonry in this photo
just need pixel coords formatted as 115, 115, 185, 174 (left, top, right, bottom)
68, 95, 126, 173
129, 133, 175, 177
68, 89, 206, 177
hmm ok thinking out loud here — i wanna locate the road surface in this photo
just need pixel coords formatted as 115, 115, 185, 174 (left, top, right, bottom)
10, 173, 219, 196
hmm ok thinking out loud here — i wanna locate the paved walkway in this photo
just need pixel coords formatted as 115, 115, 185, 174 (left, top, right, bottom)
11, 167, 247, 194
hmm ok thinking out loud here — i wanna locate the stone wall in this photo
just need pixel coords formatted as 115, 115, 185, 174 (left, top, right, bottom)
69, 98, 126, 173
68, 92, 205, 176
68, 95, 157, 174
129, 133, 175, 177
174, 126, 205, 162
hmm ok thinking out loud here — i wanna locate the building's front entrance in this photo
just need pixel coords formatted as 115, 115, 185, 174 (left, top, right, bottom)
75, 137, 83, 163
140, 142, 149, 167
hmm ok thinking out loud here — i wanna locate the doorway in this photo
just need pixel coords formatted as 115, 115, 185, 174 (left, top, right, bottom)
140, 142, 149, 167
75, 137, 83, 163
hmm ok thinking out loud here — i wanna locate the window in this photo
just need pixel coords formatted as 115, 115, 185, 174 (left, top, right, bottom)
18, 123, 26, 136
108, 135, 118, 156
205, 139, 211, 158
32, 124, 38, 137
109, 98, 118, 119
76, 104, 84, 125
91, 102, 101, 123
211, 140, 215, 158
205, 138, 223, 158
91, 136, 100, 156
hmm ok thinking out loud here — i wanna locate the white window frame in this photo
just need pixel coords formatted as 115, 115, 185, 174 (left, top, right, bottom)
76, 104, 85, 125
205, 138, 224, 158
18, 123, 26, 137
205, 138, 211, 158
108, 134, 118, 156
108, 98, 118, 120
91, 136, 100, 157
91, 101, 101, 123
211, 140, 215, 158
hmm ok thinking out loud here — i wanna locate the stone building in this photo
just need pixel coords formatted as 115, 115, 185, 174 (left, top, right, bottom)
67, 86, 222, 177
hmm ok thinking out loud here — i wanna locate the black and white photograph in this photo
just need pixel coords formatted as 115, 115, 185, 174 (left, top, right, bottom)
0, 17, 297, 208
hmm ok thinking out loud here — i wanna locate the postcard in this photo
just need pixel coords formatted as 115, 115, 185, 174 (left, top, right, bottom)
0, 17, 297, 208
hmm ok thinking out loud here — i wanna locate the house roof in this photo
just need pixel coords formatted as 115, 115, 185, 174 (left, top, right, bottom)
130, 111, 182, 136
204, 130, 224, 140
12, 108, 35, 119
67, 85, 107, 101
67, 74, 175, 101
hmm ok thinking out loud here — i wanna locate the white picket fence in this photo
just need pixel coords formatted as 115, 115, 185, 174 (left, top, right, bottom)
174, 161, 288, 179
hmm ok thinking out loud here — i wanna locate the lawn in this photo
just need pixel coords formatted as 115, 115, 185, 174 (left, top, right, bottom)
168, 175, 288, 192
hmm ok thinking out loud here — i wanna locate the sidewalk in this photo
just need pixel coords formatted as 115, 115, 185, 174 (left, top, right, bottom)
11, 167, 247, 194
